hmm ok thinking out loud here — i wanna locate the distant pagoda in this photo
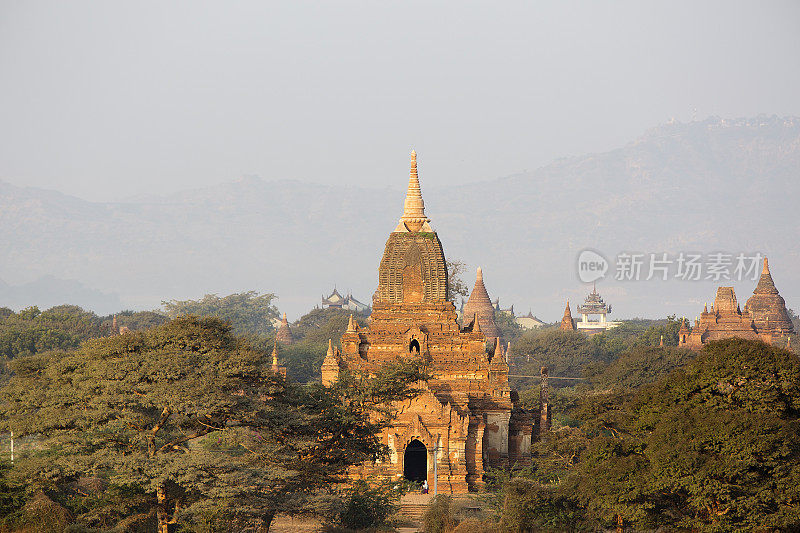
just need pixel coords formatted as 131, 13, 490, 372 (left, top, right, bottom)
559, 301, 576, 331
462, 267, 501, 342
276, 313, 294, 344
576, 283, 618, 334
744, 258, 794, 335
680, 257, 794, 350
321, 288, 369, 313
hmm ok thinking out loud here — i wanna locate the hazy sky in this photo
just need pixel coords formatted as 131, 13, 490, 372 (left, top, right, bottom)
1, 1, 799, 201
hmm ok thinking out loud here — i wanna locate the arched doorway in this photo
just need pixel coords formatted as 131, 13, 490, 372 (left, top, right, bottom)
409, 339, 421, 354
403, 440, 427, 483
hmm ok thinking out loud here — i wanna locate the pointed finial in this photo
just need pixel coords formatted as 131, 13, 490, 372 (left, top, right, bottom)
395, 150, 431, 232
327, 339, 334, 357
703, 303, 708, 313
788, 336, 792, 349
494, 336, 503, 358
659, 335, 664, 347
347, 314, 356, 332
272, 339, 279, 367
763, 256, 770, 275
473, 312, 481, 333
477, 266, 483, 281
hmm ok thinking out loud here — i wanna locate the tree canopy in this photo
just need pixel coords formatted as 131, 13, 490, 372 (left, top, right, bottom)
161, 291, 278, 336
0, 315, 425, 532
507, 338, 800, 532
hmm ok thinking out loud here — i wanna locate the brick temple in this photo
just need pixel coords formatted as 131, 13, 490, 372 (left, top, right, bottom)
462, 266, 501, 343
321, 151, 535, 493
678, 258, 794, 349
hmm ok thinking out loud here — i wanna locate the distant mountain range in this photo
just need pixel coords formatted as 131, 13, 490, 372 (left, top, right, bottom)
1, 115, 798, 320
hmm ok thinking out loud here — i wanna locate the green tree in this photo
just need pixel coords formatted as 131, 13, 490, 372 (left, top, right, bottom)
109, 310, 169, 332
338, 480, 404, 530
446, 259, 470, 305
0, 460, 25, 529
512, 329, 602, 387
161, 292, 278, 336
0, 305, 108, 368
494, 309, 522, 342
290, 307, 367, 344
1, 316, 426, 532
587, 345, 696, 391
569, 338, 800, 531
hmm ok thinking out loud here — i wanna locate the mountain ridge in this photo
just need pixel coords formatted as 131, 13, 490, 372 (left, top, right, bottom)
1, 115, 798, 319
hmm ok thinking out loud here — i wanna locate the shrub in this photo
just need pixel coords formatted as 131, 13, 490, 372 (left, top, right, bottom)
422, 495, 456, 533
338, 480, 401, 530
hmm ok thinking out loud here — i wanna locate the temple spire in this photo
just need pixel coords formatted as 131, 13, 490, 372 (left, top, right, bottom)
560, 300, 575, 331
395, 150, 432, 232
753, 256, 779, 295
271, 340, 279, 367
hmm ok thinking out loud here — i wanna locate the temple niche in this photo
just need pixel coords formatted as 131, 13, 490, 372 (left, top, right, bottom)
322, 151, 534, 493
678, 258, 794, 350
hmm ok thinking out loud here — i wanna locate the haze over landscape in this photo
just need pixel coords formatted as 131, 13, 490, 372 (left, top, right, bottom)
4, 4, 800, 532
1, 115, 799, 321
1, 1, 799, 320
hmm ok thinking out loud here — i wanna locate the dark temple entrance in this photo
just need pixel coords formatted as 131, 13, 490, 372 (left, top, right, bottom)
403, 440, 427, 483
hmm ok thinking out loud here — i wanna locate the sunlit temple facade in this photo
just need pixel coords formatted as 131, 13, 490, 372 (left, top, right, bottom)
321, 152, 536, 493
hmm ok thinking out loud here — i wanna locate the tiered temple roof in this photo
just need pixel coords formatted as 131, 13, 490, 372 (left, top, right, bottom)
577, 283, 611, 315
321, 289, 369, 312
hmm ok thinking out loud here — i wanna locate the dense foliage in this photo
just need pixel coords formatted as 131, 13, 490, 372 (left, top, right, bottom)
502, 338, 800, 532
162, 291, 278, 336
337, 480, 405, 531
0, 316, 426, 532
0, 305, 164, 388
